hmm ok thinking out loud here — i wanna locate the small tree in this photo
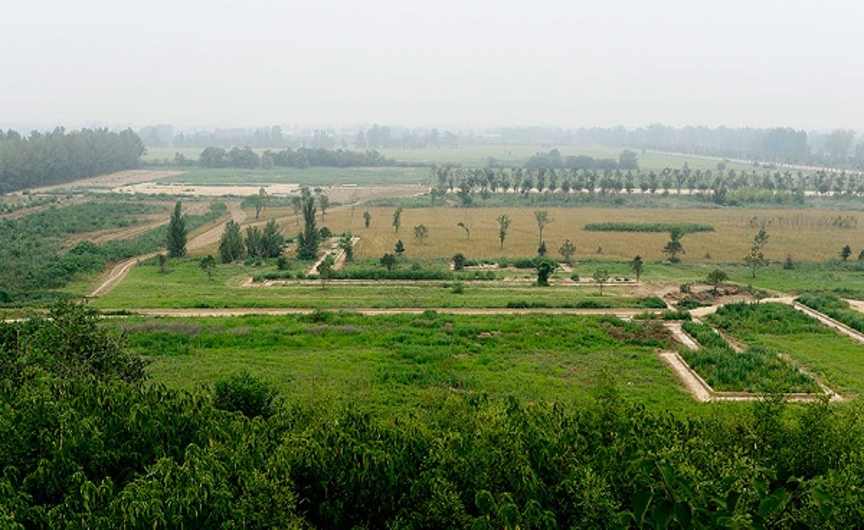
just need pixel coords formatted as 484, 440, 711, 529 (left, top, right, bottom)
218, 220, 245, 263
363, 210, 372, 229
707, 268, 728, 293
392, 207, 403, 234
414, 224, 429, 245
496, 214, 511, 250
534, 210, 551, 244
558, 239, 576, 265
593, 269, 610, 295
290, 195, 302, 226
858, 250, 864, 263
537, 241, 548, 257
157, 253, 168, 274
380, 253, 397, 272
317, 191, 330, 220
457, 221, 471, 240
200, 254, 216, 280
841, 244, 852, 261
630, 255, 644, 281
536, 259, 556, 286
453, 253, 467, 271
317, 254, 335, 289
338, 233, 354, 262
743, 228, 770, 278
662, 228, 685, 263
166, 200, 187, 258
394, 240, 405, 256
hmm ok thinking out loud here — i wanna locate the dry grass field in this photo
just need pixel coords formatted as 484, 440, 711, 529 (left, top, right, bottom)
299, 206, 864, 263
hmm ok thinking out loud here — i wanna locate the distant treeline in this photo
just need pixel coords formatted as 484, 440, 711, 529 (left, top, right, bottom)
193, 146, 416, 169
149, 124, 459, 150
0, 128, 145, 193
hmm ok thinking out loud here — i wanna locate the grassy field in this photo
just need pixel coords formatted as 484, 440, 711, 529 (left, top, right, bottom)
89, 259, 667, 310
120, 312, 697, 414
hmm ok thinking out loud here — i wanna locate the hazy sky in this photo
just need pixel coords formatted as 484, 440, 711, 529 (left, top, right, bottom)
1, 0, 861, 131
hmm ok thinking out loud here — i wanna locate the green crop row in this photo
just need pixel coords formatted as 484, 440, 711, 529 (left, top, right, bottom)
681, 321, 819, 393
583, 222, 715, 233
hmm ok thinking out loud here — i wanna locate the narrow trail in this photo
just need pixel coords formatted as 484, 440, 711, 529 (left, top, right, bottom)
89, 202, 245, 298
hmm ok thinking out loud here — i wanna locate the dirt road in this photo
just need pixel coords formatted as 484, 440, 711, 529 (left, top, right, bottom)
89, 202, 245, 298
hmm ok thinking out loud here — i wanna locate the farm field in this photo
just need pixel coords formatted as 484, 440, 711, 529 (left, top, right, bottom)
122, 312, 697, 414
310, 206, 864, 264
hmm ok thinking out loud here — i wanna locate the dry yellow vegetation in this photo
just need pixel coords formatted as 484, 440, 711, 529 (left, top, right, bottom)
323, 207, 864, 263
189, 204, 864, 264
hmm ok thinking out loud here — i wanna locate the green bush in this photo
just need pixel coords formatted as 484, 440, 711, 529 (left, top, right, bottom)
661, 310, 691, 321
213, 371, 280, 418
677, 299, 710, 310
635, 296, 668, 309
583, 222, 714, 233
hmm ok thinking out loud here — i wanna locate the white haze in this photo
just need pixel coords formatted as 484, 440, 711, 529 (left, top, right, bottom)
1, 0, 861, 131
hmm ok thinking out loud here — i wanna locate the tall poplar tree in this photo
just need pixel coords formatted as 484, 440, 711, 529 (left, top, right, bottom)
296, 187, 319, 260
166, 201, 187, 258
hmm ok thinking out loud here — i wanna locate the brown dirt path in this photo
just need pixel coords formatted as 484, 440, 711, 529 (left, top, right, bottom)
89, 202, 245, 298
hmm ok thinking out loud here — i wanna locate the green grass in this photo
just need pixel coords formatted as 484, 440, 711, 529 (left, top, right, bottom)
90, 259, 664, 309
156, 167, 429, 187
119, 312, 695, 414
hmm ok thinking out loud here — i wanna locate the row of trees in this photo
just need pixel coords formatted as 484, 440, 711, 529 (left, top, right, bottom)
431, 166, 864, 205
0, 128, 145, 193
523, 149, 639, 170
218, 219, 285, 263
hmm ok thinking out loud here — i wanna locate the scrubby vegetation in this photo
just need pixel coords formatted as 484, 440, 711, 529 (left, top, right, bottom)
0, 201, 227, 305
796, 293, 864, 333
2, 304, 864, 527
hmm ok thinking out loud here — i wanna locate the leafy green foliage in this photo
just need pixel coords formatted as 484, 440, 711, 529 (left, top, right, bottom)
218, 220, 245, 263
166, 201, 187, 258
6, 309, 864, 527
213, 371, 280, 418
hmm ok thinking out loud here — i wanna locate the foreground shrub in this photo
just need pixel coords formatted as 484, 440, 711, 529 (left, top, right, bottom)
213, 371, 280, 418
